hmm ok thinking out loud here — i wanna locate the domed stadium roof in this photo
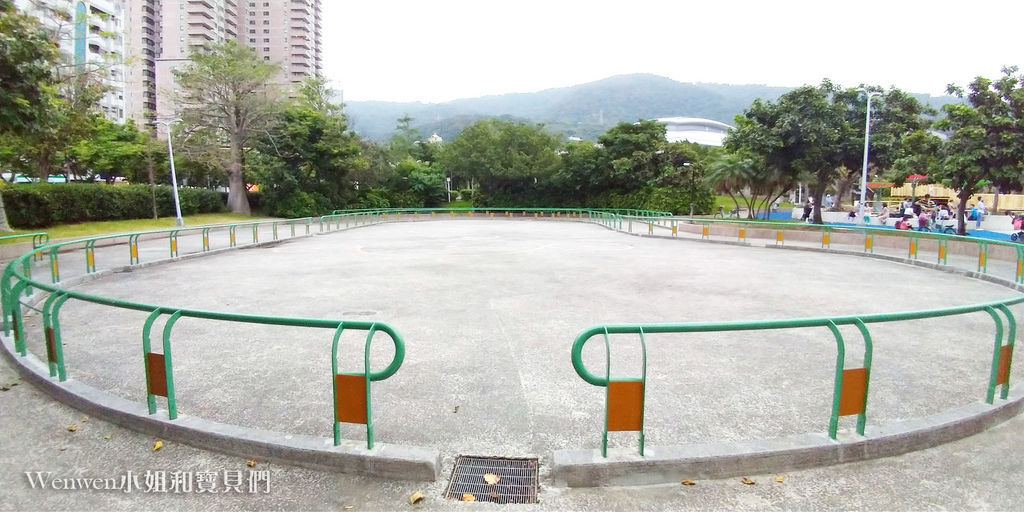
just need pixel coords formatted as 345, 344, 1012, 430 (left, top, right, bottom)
656, 117, 733, 146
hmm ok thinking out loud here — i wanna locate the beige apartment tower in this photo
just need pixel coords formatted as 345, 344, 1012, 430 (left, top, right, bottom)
241, 0, 322, 86
121, 0, 321, 125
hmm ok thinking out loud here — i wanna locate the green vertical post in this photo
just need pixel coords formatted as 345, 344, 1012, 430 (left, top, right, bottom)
826, 320, 846, 440
9, 281, 28, 355
984, 306, 1004, 404
852, 319, 873, 435
48, 247, 60, 283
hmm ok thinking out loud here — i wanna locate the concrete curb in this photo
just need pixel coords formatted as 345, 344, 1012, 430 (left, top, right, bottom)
0, 335, 440, 481
552, 386, 1024, 487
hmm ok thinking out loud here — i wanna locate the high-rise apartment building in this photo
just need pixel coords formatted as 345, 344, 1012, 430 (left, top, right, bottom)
15, 0, 127, 123
152, 0, 321, 122
240, 0, 321, 86
17, 0, 322, 127
152, 0, 240, 121
122, 0, 159, 125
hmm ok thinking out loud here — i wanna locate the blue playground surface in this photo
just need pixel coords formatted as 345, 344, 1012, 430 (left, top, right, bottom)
754, 211, 1019, 242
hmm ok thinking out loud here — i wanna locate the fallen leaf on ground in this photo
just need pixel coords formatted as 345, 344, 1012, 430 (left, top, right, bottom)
1, 381, 19, 391
681, 479, 696, 486
246, 459, 257, 467
462, 493, 476, 502
489, 491, 499, 499
103, 434, 112, 440
408, 491, 424, 505
453, 405, 459, 413
67, 424, 78, 432
81, 416, 89, 422
58, 447, 67, 451
775, 476, 785, 483
343, 506, 354, 510
483, 473, 500, 485
741, 477, 755, 485
153, 440, 163, 452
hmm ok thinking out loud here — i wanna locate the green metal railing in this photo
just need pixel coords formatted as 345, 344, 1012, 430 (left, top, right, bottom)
572, 214, 1023, 456
642, 216, 1024, 285
4, 209, 1021, 458
1, 216, 404, 449
572, 299, 1020, 455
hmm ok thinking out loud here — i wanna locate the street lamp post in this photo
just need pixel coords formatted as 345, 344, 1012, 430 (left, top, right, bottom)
858, 90, 881, 225
155, 119, 184, 227
445, 176, 452, 203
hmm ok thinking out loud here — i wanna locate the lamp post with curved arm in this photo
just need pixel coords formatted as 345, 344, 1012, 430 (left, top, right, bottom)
858, 90, 881, 225
155, 119, 184, 227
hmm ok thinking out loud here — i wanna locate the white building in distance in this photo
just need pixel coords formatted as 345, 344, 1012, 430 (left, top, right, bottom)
656, 117, 733, 146
16, 0, 127, 123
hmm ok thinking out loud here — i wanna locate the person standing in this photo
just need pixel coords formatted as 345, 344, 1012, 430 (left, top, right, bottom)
976, 197, 987, 228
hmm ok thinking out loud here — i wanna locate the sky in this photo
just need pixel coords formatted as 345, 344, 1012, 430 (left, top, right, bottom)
322, 0, 1024, 104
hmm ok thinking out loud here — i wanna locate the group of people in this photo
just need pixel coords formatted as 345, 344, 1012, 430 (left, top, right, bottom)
876, 195, 987, 231
800, 194, 992, 232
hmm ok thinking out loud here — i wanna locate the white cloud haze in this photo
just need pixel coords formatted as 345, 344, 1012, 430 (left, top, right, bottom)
322, 0, 1024, 103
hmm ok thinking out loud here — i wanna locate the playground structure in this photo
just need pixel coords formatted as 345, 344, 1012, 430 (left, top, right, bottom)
1, 209, 1021, 487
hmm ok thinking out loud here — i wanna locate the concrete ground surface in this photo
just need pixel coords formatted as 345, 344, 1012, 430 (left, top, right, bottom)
3, 217, 1023, 509
3, 353, 1024, 510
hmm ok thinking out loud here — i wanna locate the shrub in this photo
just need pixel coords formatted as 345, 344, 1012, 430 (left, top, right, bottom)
2, 183, 226, 228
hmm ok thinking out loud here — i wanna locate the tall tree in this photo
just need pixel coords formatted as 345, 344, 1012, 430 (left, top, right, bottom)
597, 119, 668, 191
440, 119, 561, 200
174, 41, 280, 214
728, 81, 929, 223
0, 0, 58, 134
249, 76, 365, 217
0, 0, 59, 230
929, 67, 1024, 234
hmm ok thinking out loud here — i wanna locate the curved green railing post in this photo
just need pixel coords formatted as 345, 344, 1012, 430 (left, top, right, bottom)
331, 320, 405, 449
9, 281, 29, 355
978, 240, 989, 273
129, 234, 141, 264
1015, 246, 1024, 284
142, 309, 180, 419
161, 311, 182, 419
201, 227, 211, 252
48, 247, 60, 283
42, 291, 71, 380
826, 320, 846, 440
995, 304, 1015, 401
984, 306, 1004, 404
987, 305, 1016, 403
852, 319, 873, 436
169, 230, 180, 258
84, 240, 97, 273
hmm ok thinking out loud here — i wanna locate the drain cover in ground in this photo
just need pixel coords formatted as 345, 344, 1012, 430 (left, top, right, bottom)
443, 455, 539, 504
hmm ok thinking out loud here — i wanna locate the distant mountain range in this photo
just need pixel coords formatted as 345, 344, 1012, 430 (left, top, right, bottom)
343, 73, 958, 142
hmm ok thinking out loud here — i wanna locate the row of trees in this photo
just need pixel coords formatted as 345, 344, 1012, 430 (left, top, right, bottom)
3, 1, 1020, 232
714, 69, 1024, 234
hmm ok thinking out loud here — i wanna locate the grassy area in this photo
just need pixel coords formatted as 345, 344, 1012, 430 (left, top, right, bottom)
442, 200, 474, 208
3, 213, 275, 242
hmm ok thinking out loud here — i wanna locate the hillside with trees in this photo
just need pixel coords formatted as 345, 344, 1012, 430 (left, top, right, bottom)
345, 74, 958, 141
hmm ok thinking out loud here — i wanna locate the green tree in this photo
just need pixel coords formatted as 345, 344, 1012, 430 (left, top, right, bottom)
596, 119, 667, 191
928, 67, 1024, 234
66, 119, 148, 181
0, 1, 58, 135
174, 40, 281, 214
249, 76, 365, 217
728, 81, 929, 223
440, 119, 561, 201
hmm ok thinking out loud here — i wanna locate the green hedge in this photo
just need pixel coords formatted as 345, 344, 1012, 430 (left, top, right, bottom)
2, 183, 226, 228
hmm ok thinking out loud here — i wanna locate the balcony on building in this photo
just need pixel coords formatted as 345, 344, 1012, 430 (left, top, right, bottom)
188, 0, 215, 10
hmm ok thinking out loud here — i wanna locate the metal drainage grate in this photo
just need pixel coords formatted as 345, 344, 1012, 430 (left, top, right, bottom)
443, 455, 539, 504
